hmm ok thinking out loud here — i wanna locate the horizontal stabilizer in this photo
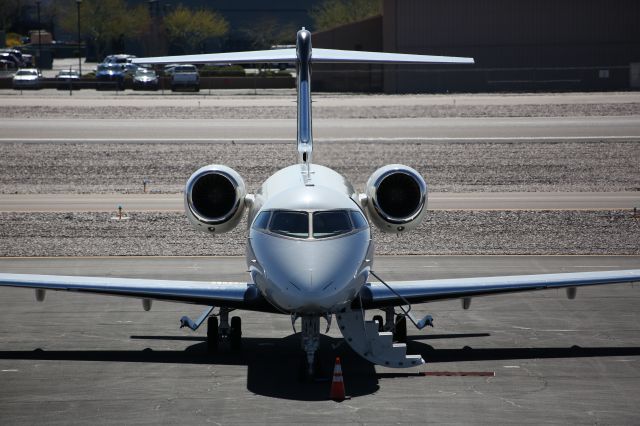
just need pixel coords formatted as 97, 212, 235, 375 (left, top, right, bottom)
312, 48, 474, 65
132, 48, 473, 66
132, 49, 297, 65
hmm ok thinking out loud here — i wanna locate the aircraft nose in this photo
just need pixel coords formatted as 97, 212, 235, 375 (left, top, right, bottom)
250, 231, 370, 311
267, 237, 357, 291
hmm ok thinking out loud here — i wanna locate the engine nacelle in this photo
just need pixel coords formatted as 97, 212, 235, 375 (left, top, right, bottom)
184, 165, 247, 235
364, 164, 428, 233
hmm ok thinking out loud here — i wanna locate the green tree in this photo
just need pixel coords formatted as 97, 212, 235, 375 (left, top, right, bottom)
60, 0, 150, 60
311, 0, 381, 31
163, 6, 228, 54
242, 17, 296, 50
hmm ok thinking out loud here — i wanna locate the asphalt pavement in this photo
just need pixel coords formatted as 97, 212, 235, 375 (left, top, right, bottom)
3, 88, 640, 106
0, 255, 638, 424
1, 116, 639, 143
0, 192, 638, 212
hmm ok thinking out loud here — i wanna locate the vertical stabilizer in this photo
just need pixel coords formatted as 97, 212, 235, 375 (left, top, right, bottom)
296, 28, 313, 166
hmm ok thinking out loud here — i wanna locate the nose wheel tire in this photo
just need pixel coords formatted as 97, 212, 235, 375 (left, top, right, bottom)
207, 316, 219, 352
230, 316, 242, 351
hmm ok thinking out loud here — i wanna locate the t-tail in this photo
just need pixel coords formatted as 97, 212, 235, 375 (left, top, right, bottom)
133, 28, 475, 166
296, 29, 313, 165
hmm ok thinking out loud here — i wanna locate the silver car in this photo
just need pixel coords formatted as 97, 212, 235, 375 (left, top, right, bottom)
133, 68, 159, 90
55, 70, 81, 90
12, 68, 42, 90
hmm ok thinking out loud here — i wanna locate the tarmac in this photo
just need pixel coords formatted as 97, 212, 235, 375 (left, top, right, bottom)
0, 255, 639, 424
1, 192, 638, 212
1, 116, 639, 142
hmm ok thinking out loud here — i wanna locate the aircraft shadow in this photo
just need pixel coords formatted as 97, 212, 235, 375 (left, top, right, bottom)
0, 334, 378, 401
1, 336, 639, 400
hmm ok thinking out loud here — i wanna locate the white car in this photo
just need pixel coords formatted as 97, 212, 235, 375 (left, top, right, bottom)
12, 68, 42, 90
170, 64, 199, 92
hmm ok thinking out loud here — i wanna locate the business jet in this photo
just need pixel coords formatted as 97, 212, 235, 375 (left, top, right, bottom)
1, 28, 639, 377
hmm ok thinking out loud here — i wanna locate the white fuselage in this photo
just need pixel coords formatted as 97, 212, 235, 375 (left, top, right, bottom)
245, 164, 373, 314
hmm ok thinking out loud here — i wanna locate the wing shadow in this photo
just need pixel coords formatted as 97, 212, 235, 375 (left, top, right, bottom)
406, 340, 640, 363
407, 333, 491, 341
1, 336, 638, 400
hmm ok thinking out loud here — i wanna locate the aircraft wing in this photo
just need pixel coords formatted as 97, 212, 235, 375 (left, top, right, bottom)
132, 48, 473, 66
363, 269, 640, 308
0, 273, 274, 312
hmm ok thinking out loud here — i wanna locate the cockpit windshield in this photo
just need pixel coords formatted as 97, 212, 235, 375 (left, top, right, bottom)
269, 210, 309, 238
252, 209, 368, 240
312, 210, 351, 238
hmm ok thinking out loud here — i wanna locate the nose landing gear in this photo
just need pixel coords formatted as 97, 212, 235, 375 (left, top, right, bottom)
291, 314, 331, 380
301, 315, 321, 377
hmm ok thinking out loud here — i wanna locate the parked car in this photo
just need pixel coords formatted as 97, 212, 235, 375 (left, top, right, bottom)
12, 68, 42, 90
103, 54, 136, 65
0, 48, 32, 67
55, 69, 81, 90
0, 59, 17, 72
122, 62, 139, 76
0, 52, 22, 68
171, 64, 199, 92
163, 63, 180, 76
132, 68, 159, 91
96, 63, 125, 90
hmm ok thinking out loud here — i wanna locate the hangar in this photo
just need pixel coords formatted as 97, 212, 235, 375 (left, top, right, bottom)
313, 0, 640, 93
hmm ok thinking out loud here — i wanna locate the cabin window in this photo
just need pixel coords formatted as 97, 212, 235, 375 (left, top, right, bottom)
269, 210, 309, 238
312, 210, 352, 239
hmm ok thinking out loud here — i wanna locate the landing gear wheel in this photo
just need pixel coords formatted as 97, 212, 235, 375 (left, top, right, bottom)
373, 315, 384, 332
207, 316, 219, 352
394, 316, 407, 343
230, 316, 242, 351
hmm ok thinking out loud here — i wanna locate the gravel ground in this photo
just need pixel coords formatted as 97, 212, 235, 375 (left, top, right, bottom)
2, 95, 638, 257
2, 103, 640, 120
0, 210, 637, 257
1, 141, 638, 194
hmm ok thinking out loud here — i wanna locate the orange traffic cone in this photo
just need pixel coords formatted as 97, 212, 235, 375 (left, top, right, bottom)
329, 357, 346, 401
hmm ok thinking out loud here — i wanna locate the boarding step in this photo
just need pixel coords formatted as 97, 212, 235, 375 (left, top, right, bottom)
336, 308, 424, 368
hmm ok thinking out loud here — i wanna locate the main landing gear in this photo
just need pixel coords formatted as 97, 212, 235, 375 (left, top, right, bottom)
206, 308, 242, 352
373, 307, 432, 343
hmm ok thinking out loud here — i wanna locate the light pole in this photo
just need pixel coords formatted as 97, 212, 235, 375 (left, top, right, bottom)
76, 0, 82, 75
36, 0, 41, 69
